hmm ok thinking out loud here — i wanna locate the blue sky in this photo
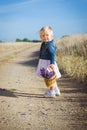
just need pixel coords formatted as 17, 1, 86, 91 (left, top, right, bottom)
0, 0, 87, 41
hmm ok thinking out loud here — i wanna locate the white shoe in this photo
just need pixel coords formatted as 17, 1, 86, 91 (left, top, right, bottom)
44, 90, 55, 98
54, 87, 60, 96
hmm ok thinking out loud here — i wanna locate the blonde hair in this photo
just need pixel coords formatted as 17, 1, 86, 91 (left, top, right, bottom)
40, 26, 53, 37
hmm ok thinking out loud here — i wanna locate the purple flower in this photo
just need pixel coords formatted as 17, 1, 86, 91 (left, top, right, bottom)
40, 68, 45, 77
40, 67, 54, 79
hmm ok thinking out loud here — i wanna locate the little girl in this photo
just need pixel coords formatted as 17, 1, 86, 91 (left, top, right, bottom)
36, 26, 61, 97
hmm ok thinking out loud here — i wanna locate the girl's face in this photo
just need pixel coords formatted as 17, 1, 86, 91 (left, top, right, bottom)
40, 31, 53, 42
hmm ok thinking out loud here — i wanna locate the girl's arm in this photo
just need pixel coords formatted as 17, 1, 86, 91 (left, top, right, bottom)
47, 45, 55, 64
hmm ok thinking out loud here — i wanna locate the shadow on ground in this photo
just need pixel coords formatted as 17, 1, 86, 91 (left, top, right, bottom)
16, 50, 39, 67
0, 88, 17, 97
0, 88, 44, 98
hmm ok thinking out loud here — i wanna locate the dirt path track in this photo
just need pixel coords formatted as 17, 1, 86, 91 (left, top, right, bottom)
0, 44, 87, 130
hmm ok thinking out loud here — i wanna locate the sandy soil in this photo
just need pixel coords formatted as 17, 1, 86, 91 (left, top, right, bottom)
0, 43, 87, 130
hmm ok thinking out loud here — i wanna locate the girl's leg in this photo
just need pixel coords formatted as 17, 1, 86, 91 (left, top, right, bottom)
44, 83, 55, 98
44, 81, 60, 97
53, 82, 60, 96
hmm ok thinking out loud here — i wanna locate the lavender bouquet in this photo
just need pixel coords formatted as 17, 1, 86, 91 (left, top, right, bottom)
40, 67, 54, 79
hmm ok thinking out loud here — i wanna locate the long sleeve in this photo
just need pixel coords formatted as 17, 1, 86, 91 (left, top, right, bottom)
39, 43, 43, 58
47, 46, 55, 64
47, 42, 57, 64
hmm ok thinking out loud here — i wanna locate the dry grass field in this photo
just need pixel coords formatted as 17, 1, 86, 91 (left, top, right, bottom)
0, 42, 37, 63
0, 42, 31, 53
56, 34, 87, 82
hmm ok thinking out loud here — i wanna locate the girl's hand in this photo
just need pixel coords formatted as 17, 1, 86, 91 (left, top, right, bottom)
48, 64, 54, 69
46, 64, 55, 73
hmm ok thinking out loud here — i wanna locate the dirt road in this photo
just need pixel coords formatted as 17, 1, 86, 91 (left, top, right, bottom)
0, 43, 87, 130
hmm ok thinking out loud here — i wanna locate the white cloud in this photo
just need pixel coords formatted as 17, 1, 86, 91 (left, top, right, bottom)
0, 0, 66, 14
0, 0, 39, 13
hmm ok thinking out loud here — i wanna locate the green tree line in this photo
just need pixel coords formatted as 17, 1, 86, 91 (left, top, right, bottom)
16, 38, 41, 42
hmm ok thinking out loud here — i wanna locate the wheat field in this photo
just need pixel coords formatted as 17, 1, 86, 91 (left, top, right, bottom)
56, 34, 87, 82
